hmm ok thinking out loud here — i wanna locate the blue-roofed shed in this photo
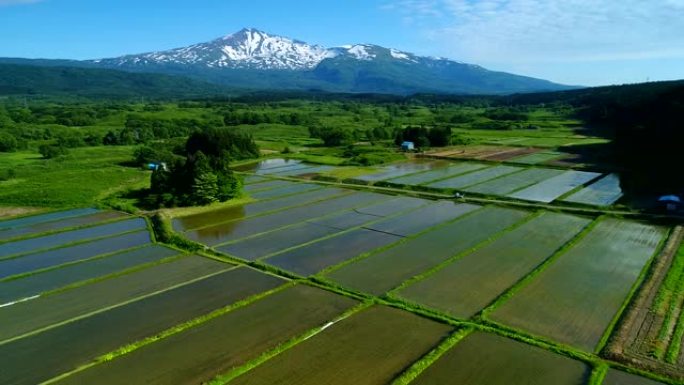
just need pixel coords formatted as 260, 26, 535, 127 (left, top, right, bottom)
401, 141, 415, 151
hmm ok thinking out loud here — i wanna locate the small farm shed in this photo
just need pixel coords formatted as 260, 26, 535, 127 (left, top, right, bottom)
401, 141, 415, 151
147, 162, 168, 171
658, 195, 681, 212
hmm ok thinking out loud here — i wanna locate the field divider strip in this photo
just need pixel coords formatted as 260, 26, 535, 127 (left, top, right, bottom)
0, 242, 153, 283
0, 215, 137, 246
589, 363, 609, 385
40, 280, 293, 385
0, 261, 240, 347
386, 209, 544, 297
315, 204, 488, 277
0, 227, 149, 262
390, 327, 474, 385
596, 226, 672, 355
478, 215, 605, 319
204, 300, 373, 385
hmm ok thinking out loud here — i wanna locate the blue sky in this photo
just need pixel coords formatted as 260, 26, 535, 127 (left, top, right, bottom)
1, 0, 683, 86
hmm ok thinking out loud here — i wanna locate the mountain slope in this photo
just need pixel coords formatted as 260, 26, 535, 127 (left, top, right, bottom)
0, 63, 229, 98
88, 28, 575, 95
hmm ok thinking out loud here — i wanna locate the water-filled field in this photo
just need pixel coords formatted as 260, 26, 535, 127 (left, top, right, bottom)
0, 268, 285, 385
509, 170, 602, 203
54, 285, 358, 385
426, 165, 523, 190
396, 212, 591, 318
490, 218, 667, 351
327, 206, 529, 295
562, 173, 624, 206
411, 332, 590, 385
228, 306, 453, 385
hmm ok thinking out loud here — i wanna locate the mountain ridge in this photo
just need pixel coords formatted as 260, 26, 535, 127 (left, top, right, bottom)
0, 28, 580, 95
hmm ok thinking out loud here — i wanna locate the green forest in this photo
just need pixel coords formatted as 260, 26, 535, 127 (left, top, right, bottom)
0, 79, 681, 210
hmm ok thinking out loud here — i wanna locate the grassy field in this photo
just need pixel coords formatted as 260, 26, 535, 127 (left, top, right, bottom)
0, 146, 148, 209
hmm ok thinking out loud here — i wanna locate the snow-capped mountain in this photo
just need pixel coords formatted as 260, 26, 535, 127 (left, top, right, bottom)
86, 28, 574, 95
94, 28, 422, 70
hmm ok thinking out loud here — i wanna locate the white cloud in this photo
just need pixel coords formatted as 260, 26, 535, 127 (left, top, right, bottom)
0, 0, 44, 5
384, 0, 684, 64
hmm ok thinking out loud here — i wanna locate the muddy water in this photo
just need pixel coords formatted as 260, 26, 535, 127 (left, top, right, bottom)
172, 187, 349, 232
186, 192, 386, 246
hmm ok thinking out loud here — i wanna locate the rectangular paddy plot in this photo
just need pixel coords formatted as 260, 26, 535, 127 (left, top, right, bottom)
412, 332, 589, 385
386, 163, 488, 186
235, 158, 302, 173
0, 267, 285, 385
465, 168, 565, 196
186, 192, 386, 246
0, 211, 128, 242
265, 228, 402, 276
218, 222, 341, 261
426, 165, 523, 190
0, 244, 179, 305
53, 285, 358, 385
490, 218, 667, 351
562, 173, 623, 206
256, 162, 312, 175
354, 196, 430, 217
173, 187, 349, 232
248, 183, 321, 200
0, 256, 230, 342
355, 160, 448, 182
602, 369, 667, 385
511, 151, 565, 165
0, 217, 147, 259
397, 212, 591, 318
0, 208, 99, 230
365, 201, 480, 237
307, 210, 380, 231
243, 179, 293, 193
509, 170, 602, 203
228, 306, 452, 385
0, 230, 151, 280
327, 206, 529, 295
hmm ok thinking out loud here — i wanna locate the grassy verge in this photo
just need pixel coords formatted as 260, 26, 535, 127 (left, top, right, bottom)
391, 328, 473, 385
